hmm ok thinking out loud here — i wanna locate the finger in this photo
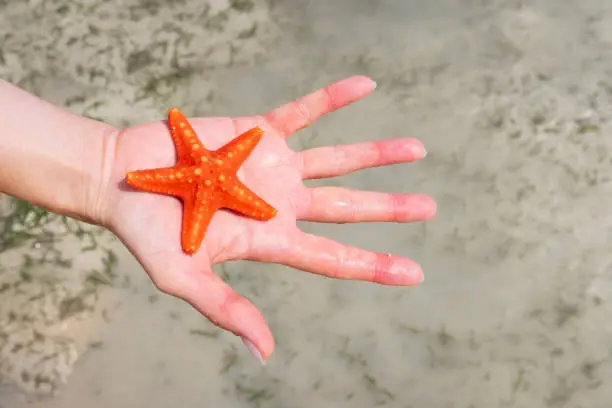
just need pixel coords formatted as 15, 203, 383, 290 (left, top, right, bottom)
257, 231, 423, 286
151, 259, 273, 362
263, 75, 376, 138
299, 137, 426, 179
296, 186, 437, 223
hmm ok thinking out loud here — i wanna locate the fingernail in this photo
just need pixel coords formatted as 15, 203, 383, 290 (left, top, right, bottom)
420, 273, 425, 283
241, 337, 266, 366
423, 148, 427, 158
371, 80, 378, 90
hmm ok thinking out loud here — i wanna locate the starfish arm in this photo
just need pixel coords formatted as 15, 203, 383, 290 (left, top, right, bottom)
126, 167, 194, 197
211, 127, 264, 169
168, 108, 209, 166
219, 178, 277, 220
181, 186, 219, 255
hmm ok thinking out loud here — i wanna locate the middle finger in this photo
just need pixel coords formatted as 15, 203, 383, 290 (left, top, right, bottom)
296, 186, 437, 223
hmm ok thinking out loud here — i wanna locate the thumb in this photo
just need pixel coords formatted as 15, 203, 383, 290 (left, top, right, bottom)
152, 260, 274, 363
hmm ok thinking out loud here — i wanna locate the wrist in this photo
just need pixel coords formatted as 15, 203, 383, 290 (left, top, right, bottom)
72, 125, 120, 226
0, 80, 119, 225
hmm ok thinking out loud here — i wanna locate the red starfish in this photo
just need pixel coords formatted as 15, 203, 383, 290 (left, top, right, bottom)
125, 108, 278, 255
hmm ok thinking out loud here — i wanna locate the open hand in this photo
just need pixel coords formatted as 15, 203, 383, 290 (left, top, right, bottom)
102, 76, 436, 362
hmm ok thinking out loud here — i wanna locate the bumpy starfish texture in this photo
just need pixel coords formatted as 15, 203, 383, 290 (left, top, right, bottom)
125, 108, 277, 255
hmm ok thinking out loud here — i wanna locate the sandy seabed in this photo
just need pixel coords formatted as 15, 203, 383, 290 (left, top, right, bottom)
0, 195, 121, 400
3, 0, 612, 407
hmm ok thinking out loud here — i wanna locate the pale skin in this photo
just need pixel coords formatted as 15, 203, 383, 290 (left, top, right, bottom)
0, 76, 436, 363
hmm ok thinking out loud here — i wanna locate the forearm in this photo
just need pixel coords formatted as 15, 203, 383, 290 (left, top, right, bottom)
0, 79, 117, 224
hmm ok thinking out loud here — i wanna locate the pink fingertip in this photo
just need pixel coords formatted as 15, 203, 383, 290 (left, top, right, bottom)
412, 194, 438, 220
390, 194, 438, 222
407, 139, 427, 160
373, 253, 423, 285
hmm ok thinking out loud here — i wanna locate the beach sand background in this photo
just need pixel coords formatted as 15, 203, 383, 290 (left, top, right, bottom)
2, 0, 612, 407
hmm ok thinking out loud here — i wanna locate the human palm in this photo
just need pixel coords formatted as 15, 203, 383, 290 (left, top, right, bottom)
103, 76, 436, 361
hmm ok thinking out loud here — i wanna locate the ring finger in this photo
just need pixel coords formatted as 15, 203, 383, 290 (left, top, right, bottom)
298, 137, 426, 180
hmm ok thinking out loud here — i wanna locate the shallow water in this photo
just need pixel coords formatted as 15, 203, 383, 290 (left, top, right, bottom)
3, 0, 612, 407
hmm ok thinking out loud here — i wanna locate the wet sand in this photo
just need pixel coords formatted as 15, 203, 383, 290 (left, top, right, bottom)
2, 0, 612, 407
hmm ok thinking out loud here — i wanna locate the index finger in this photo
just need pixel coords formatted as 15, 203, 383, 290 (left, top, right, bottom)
263, 76, 377, 138
249, 230, 424, 286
